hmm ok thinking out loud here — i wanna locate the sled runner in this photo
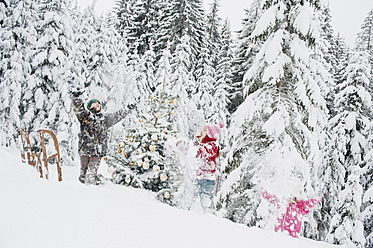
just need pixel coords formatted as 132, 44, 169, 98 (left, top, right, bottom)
38, 129, 62, 182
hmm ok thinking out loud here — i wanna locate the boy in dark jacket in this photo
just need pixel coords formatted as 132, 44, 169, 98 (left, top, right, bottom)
71, 90, 135, 185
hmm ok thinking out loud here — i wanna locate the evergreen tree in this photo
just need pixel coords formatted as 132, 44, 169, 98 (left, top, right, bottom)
212, 18, 233, 127
127, 49, 156, 98
356, 10, 373, 78
26, 0, 77, 164
126, 0, 161, 56
229, 0, 264, 114
305, 5, 335, 239
106, 90, 182, 206
71, 3, 129, 110
326, 51, 371, 248
210, 19, 233, 192
141, 49, 156, 92
205, 0, 222, 69
318, 5, 336, 116
170, 35, 193, 101
85, 15, 117, 89
333, 35, 351, 86
70, 4, 96, 85
316, 15, 349, 240
79, 12, 130, 112
155, 49, 172, 93
327, 34, 350, 118
152, 0, 172, 63
217, 0, 329, 236
0, 0, 37, 146
127, 53, 151, 103
363, 141, 373, 247
170, 35, 201, 138
193, 45, 216, 121
114, 0, 136, 37
155, 0, 207, 75
319, 5, 335, 77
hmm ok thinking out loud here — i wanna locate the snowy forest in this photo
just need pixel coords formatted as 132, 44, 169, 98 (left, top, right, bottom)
0, 0, 373, 247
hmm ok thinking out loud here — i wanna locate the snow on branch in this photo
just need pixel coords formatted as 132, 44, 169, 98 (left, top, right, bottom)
251, 2, 285, 39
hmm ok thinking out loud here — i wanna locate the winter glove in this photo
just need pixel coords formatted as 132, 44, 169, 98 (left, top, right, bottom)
67, 76, 84, 97
71, 87, 84, 97
67, 76, 75, 85
176, 140, 189, 156
127, 103, 137, 111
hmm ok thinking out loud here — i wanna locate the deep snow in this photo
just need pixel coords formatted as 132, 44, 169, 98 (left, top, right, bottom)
0, 147, 343, 248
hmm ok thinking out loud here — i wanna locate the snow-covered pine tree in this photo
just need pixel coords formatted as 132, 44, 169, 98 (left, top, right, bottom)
106, 90, 182, 206
317, 129, 344, 242
126, 0, 161, 56
193, 45, 216, 121
217, 0, 329, 235
213, 18, 234, 127
205, 0, 222, 70
328, 35, 350, 117
0, 0, 37, 146
356, 10, 373, 79
318, 5, 336, 115
356, 45, 373, 248
170, 35, 202, 138
208, 18, 233, 193
155, 0, 207, 75
113, 0, 136, 38
326, 50, 372, 248
316, 33, 350, 243
229, 0, 264, 114
152, 1, 171, 63
71, 3, 126, 111
26, 0, 77, 164
70, 4, 95, 85
315, 24, 348, 242
170, 34, 192, 104
316, 13, 349, 242
84, 15, 116, 94
141, 49, 156, 92
333, 35, 350, 85
295, 2, 335, 240
319, 6, 336, 76
155, 49, 172, 93
127, 52, 151, 104
363, 140, 373, 248
77, 10, 131, 114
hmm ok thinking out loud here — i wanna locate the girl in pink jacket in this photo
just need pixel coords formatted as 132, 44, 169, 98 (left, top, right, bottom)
261, 190, 320, 238
194, 123, 224, 212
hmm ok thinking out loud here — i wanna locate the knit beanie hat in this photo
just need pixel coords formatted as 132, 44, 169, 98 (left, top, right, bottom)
205, 123, 224, 139
87, 99, 101, 110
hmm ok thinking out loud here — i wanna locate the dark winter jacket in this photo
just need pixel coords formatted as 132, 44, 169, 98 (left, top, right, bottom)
195, 136, 219, 180
72, 96, 129, 157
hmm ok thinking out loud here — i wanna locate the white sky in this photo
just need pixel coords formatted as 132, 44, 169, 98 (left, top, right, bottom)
77, 0, 373, 47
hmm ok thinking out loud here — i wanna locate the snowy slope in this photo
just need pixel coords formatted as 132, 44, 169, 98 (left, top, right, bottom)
0, 147, 342, 248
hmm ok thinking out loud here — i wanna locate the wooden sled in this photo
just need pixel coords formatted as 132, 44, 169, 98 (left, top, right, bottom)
18, 129, 62, 182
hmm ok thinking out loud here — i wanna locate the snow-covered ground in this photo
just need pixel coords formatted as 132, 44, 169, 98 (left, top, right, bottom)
0, 147, 343, 248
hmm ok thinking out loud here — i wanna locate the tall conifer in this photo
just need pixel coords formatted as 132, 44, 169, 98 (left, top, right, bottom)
218, 1, 329, 235
326, 51, 371, 248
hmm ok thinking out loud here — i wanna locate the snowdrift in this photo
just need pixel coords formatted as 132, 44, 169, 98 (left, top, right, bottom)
0, 147, 342, 248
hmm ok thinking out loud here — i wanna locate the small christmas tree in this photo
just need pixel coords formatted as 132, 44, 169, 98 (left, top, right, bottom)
106, 89, 182, 206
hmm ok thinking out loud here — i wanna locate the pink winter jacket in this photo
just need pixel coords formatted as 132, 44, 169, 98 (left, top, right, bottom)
195, 136, 219, 180
262, 190, 320, 238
